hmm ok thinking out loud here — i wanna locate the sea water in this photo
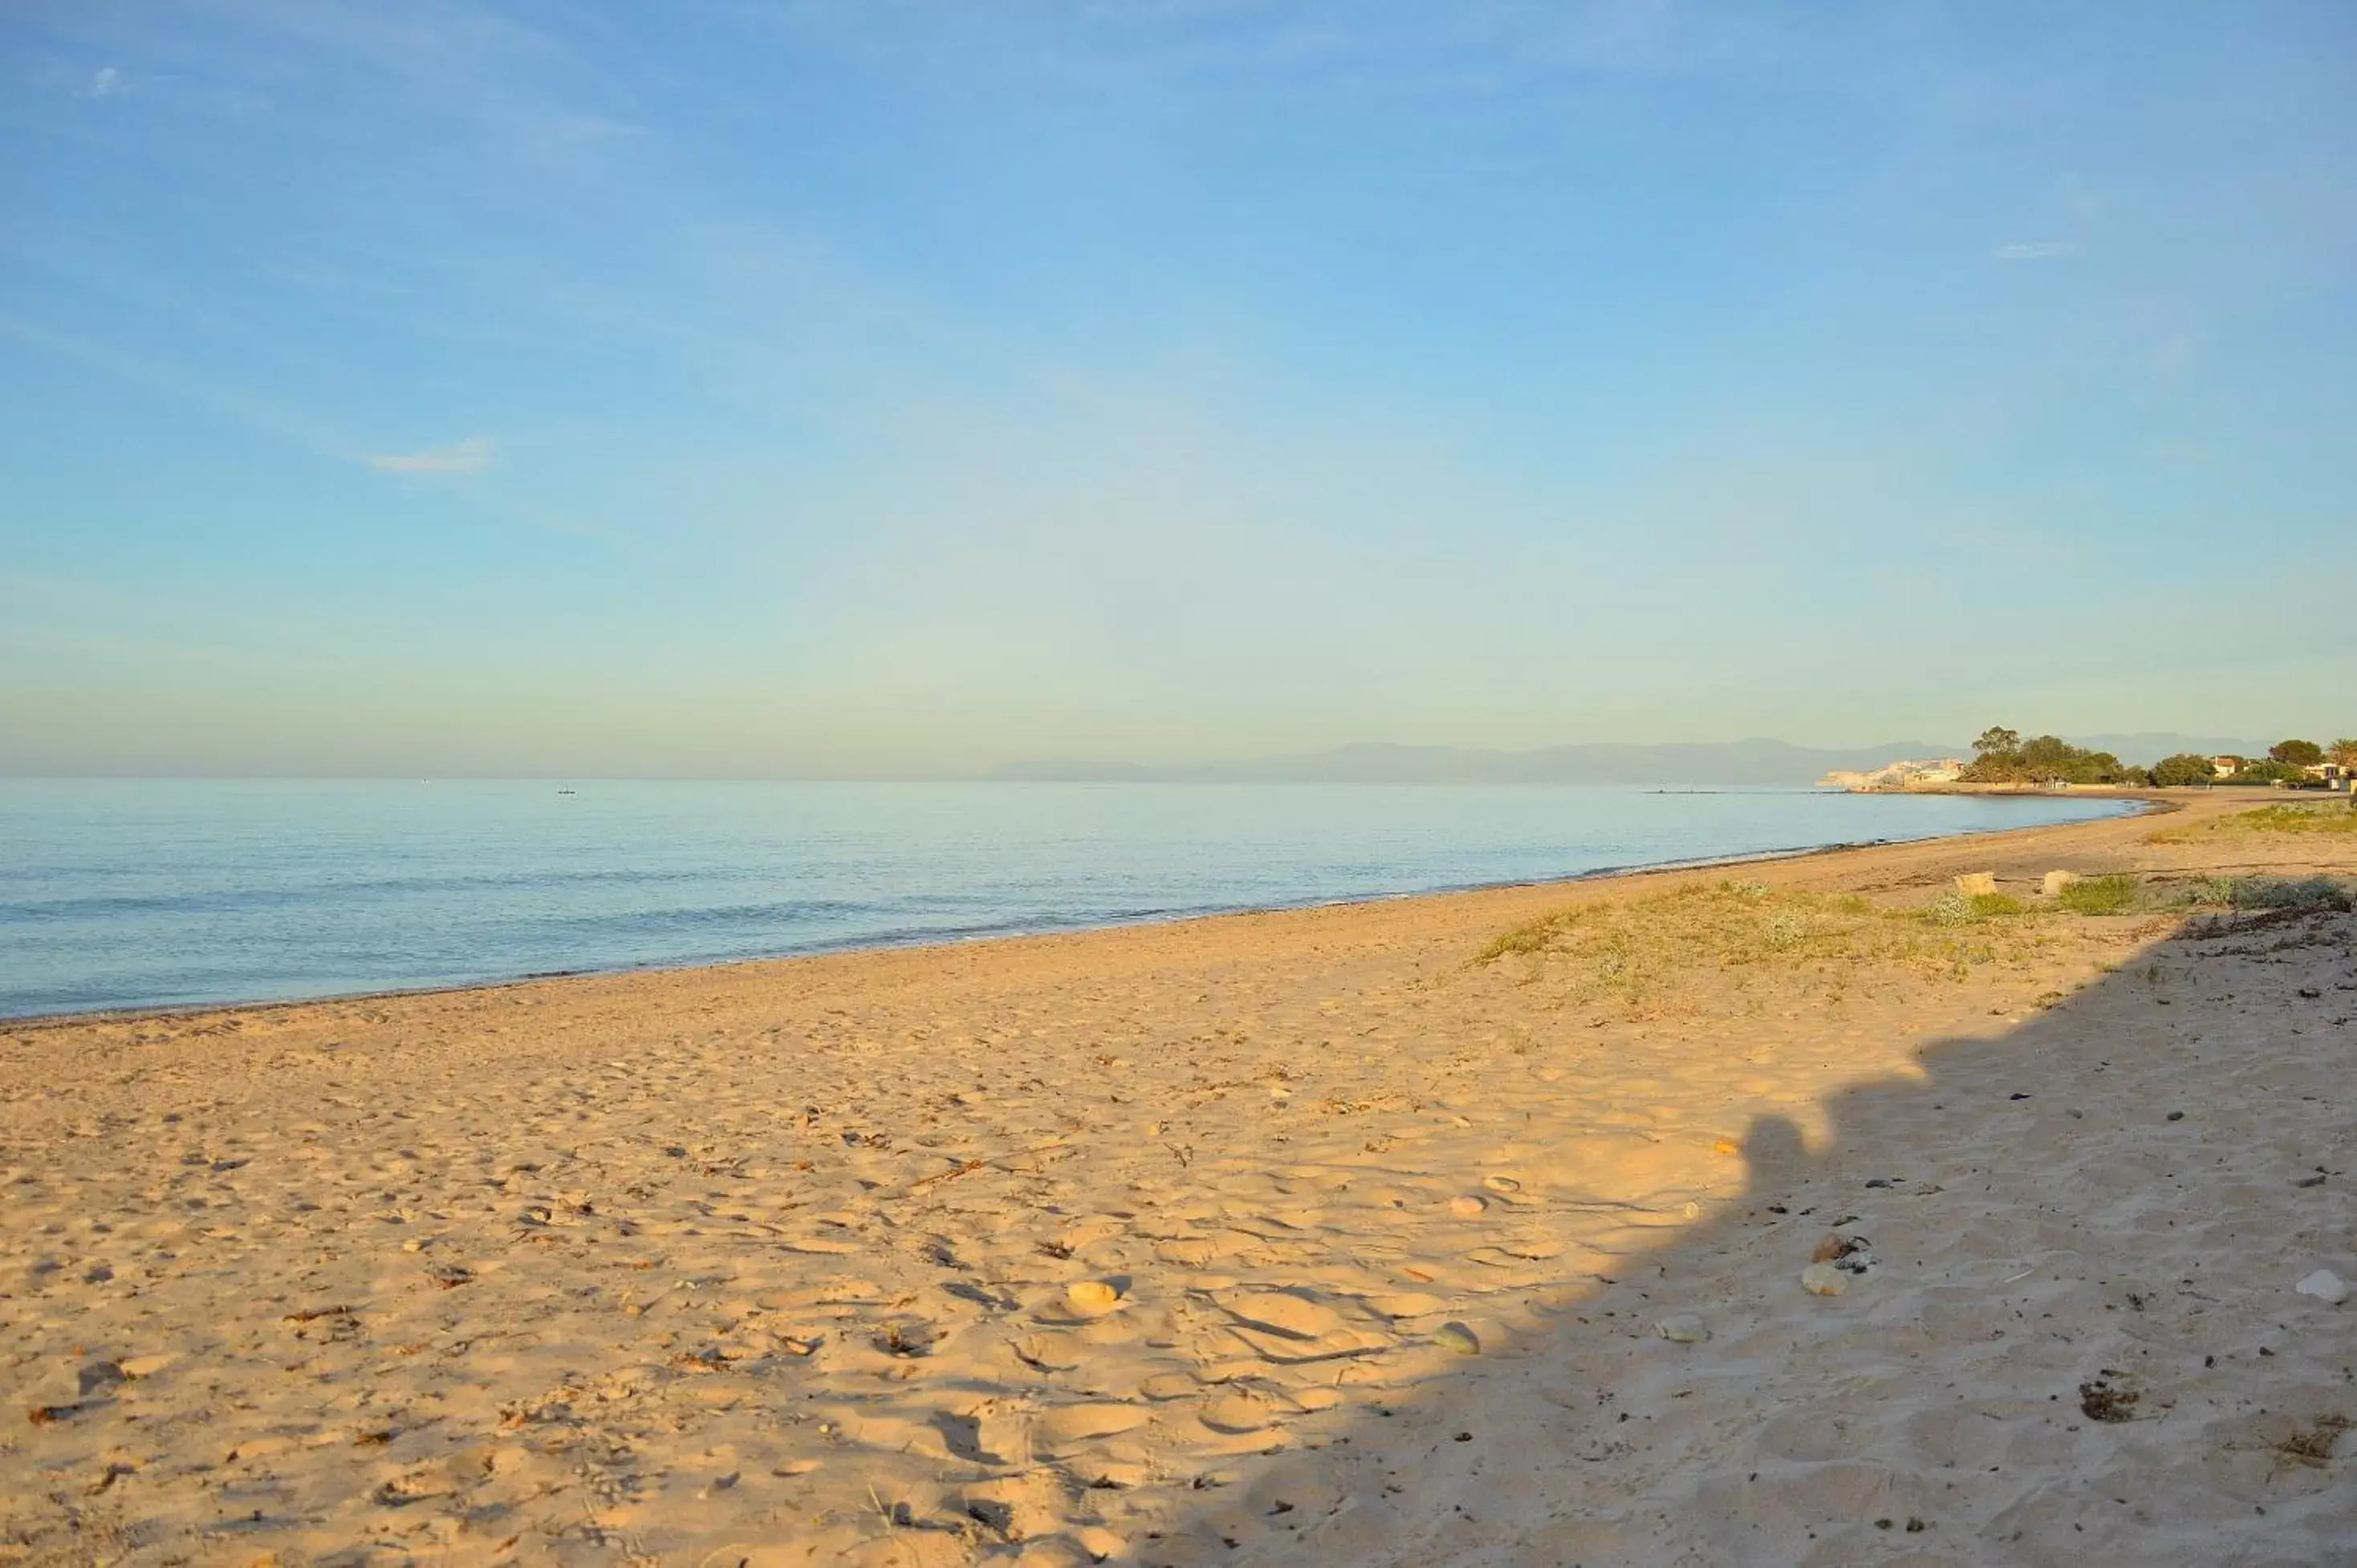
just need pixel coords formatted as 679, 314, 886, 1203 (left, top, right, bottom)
0, 779, 2129, 1018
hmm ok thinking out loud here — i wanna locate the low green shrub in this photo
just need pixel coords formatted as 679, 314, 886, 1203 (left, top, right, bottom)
2183, 875, 2353, 912
2228, 876, 2353, 912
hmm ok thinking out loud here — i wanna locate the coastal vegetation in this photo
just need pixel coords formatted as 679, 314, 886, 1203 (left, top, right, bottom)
1476, 869, 2355, 1018
1474, 879, 2062, 1016
1961, 728, 2137, 786
1955, 725, 2352, 790
2150, 753, 2219, 786
2185, 874, 2355, 912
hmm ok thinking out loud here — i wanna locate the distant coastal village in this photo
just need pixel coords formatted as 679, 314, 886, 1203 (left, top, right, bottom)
1821, 727, 2357, 792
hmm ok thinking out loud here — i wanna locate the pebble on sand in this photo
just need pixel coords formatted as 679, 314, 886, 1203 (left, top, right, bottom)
1656, 1314, 1710, 1343
2041, 870, 2079, 897
1954, 871, 1997, 897
1447, 1195, 1487, 1219
1800, 1262, 1847, 1297
2294, 1269, 2348, 1305
1433, 1321, 1481, 1355
1067, 1280, 1121, 1314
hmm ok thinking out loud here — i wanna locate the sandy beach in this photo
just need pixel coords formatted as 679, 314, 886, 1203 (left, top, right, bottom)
3, 790, 2353, 1566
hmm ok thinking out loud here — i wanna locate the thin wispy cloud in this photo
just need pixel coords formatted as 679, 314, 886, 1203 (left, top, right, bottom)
89, 66, 121, 96
0, 313, 344, 457
1993, 242, 2075, 262
363, 436, 495, 474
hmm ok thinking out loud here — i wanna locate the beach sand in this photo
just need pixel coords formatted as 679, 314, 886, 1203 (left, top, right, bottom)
3, 791, 2353, 1564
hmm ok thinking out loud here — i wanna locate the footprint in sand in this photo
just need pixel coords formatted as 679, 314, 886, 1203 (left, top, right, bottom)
1034, 1402, 1148, 1455
1201, 1389, 1277, 1433
1221, 1290, 1343, 1339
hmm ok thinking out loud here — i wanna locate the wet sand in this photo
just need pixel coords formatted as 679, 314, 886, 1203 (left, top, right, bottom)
3, 790, 2353, 1564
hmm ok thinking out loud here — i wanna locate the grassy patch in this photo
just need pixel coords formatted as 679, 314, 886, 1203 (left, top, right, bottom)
2058, 874, 2140, 916
2152, 801, 2357, 842
2232, 802, 2357, 834
1473, 879, 2050, 1018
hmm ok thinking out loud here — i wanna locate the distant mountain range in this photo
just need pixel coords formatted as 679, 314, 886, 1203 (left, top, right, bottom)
2064, 733, 2274, 763
994, 734, 2275, 786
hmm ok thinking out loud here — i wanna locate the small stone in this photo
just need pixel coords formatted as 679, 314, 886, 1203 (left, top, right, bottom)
1954, 872, 1997, 897
1812, 1233, 1872, 1270
1481, 1175, 1521, 1193
1801, 1263, 1847, 1297
1447, 1195, 1487, 1219
1433, 1321, 1481, 1355
1656, 1314, 1710, 1343
1066, 1280, 1120, 1314
2294, 1269, 2347, 1306
2041, 870, 2079, 898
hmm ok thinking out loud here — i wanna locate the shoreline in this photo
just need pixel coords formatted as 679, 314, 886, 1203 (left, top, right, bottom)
2, 792, 2161, 1031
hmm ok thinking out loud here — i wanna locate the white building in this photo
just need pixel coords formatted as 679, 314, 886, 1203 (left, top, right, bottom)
1819, 758, 1969, 790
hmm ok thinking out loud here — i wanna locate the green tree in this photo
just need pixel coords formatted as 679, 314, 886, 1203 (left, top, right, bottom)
2151, 753, 2215, 786
1973, 726, 2022, 757
1961, 732, 2131, 786
2271, 738, 2325, 768
2018, 734, 2071, 772
2330, 738, 2357, 770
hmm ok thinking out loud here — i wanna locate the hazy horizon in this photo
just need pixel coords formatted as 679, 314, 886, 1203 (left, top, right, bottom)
6, 3, 2352, 776
0, 730, 2285, 782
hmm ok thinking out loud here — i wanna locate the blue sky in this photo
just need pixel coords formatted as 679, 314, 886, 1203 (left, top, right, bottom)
3, 2, 2352, 774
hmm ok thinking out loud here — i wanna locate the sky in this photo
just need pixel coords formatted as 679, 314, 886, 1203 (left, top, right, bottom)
2, 1, 2353, 776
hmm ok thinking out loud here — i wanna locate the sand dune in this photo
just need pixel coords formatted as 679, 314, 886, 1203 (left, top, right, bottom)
3, 792, 2353, 1564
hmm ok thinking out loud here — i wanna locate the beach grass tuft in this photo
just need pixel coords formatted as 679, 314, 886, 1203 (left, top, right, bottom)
1924, 888, 2028, 925
2058, 874, 2140, 916
1475, 915, 1572, 964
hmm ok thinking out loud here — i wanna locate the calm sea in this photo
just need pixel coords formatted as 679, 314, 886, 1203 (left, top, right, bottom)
0, 780, 2130, 1018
